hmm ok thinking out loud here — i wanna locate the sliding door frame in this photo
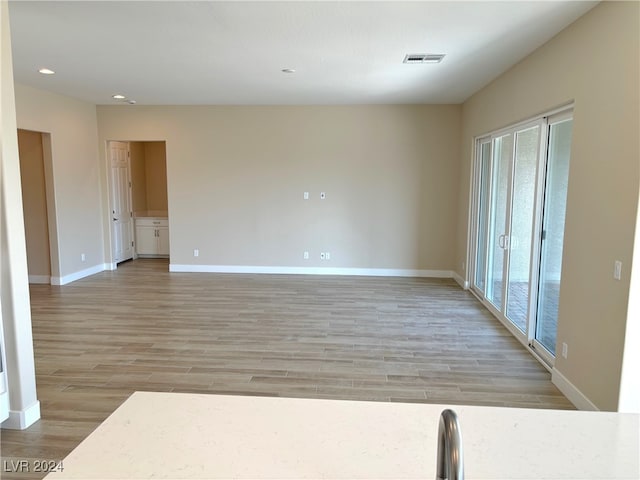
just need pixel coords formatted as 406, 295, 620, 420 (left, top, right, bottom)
529, 109, 575, 364
468, 104, 573, 369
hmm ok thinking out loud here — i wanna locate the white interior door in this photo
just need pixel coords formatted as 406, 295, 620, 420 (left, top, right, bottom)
109, 141, 134, 263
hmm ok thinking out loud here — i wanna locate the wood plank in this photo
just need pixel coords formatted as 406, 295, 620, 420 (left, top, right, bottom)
0, 258, 573, 480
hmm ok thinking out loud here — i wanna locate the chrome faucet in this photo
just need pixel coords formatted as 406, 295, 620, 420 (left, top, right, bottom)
436, 409, 464, 480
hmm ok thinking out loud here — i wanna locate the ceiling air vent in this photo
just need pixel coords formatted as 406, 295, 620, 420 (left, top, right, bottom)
403, 53, 446, 64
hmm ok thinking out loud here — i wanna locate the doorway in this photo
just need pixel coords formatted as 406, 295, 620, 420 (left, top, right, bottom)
107, 140, 169, 266
470, 108, 573, 365
17, 129, 55, 284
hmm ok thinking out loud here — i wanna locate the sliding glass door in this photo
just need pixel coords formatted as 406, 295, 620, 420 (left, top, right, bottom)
506, 125, 540, 332
471, 110, 573, 364
473, 122, 541, 340
485, 133, 512, 312
534, 114, 573, 355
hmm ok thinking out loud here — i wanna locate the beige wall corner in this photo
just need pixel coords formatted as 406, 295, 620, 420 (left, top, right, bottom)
458, 1, 640, 410
0, 1, 40, 429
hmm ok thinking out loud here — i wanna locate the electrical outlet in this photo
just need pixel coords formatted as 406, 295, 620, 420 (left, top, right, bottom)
81, 253, 86, 262
320, 252, 326, 260
325, 252, 331, 260
303, 192, 309, 200
303, 251, 309, 260
562, 342, 568, 359
193, 249, 199, 257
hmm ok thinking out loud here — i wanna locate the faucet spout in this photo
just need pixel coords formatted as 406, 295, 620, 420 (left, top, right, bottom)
436, 409, 464, 480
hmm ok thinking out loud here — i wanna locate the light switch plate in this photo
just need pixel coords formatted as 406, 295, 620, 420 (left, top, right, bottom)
614, 260, 622, 280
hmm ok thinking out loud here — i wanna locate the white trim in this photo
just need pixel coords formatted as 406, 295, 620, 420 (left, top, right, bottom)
0, 390, 8, 423
552, 368, 599, 411
170, 264, 454, 278
104, 262, 117, 271
1, 400, 41, 430
452, 271, 469, 289
50, 264, 106, 286
28, 275, 50, 284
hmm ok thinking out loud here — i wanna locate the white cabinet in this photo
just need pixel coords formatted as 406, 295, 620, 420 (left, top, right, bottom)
135, 218, 169, 256
157, 227, 170, 255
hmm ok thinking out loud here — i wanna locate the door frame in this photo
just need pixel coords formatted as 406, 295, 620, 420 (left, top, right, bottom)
16, 129, 60, 284
467, 104, 574, 370
529, 109, 575, 363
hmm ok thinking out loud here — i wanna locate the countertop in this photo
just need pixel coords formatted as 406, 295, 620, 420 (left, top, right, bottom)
46, 391, 639, 479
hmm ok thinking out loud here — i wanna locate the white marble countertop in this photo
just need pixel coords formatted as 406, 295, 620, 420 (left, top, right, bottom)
46, 392, 639, 479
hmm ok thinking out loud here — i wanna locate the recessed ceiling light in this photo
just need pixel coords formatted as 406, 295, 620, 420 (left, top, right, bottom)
403, 54, 446, 64
38, 68, 55, 75
112, 94, 126, 100
127, 100, 137, 105
281, 68, 296, 74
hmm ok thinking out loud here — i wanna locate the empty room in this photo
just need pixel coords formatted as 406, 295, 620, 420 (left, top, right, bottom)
0, 1, 638, 479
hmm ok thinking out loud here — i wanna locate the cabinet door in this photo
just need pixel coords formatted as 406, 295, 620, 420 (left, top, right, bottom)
136, 226, 157, 255
157, 227, 170, 255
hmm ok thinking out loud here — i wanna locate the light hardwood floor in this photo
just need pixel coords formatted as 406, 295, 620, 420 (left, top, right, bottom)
0, 259, 572, 479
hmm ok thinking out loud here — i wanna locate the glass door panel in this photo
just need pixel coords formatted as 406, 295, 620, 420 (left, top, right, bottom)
536, 119, 573, 354
505, 126, 540, 332
471, 109, 573, 367
485, 134, 512, 311
474, 141, 492, 293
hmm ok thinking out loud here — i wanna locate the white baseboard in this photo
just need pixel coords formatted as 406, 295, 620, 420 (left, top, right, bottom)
104, 262, 117, 271
28, 275, 50, 284
452, 271, 469, 289
1, 400, 41, 430
50, 264, 106, 286
552, 368, 599, 411
170, 264, 455, 278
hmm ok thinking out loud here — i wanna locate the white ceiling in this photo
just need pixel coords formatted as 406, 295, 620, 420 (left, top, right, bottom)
8, 1, 597, 105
